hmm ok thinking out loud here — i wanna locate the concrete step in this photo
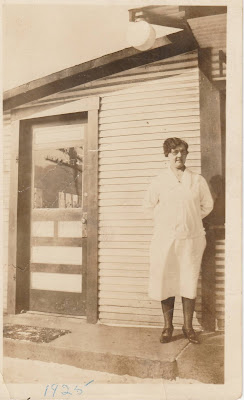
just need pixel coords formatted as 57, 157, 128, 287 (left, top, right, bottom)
3, 313, 224, 382
177, 332, 224, 384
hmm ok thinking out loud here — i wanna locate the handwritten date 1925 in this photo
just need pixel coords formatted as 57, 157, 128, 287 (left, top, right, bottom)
44, 381, 94, 397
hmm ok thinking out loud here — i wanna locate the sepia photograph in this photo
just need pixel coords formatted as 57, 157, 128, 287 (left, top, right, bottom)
1, 1, 242, 399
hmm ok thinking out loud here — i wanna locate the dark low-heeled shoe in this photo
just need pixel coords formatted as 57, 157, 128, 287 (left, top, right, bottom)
160, 327, 174, 343
182, 326, 200, 344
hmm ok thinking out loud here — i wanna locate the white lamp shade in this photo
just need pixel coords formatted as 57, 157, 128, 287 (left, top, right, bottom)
126, 21, 156, 51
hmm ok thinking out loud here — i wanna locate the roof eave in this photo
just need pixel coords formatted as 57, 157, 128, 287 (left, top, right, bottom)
3, 28, 198, 112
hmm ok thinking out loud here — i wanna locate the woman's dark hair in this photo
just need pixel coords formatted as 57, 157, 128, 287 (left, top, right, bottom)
163, 137, 189, 157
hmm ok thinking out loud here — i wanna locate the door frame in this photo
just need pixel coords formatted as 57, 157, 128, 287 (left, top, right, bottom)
7, 96, 100, 323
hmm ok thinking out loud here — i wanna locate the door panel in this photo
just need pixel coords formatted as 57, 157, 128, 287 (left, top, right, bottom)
29, 119, 87, 315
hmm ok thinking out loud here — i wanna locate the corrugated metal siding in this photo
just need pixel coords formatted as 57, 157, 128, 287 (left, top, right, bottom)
98, 61, 203, 328
3, 111, 11, 311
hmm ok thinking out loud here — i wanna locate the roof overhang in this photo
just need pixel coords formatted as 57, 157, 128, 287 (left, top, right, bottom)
129, 5, 227, 26
3, 27, 198, 112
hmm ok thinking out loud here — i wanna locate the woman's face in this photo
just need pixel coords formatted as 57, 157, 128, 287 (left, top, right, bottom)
168, 144, 188, 169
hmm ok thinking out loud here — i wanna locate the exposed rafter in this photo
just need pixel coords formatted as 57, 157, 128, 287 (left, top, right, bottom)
3, 28, 198, 111
129, 5, 227, 26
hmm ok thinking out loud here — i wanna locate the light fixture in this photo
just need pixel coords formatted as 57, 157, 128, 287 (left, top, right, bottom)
126, 19, 156, 51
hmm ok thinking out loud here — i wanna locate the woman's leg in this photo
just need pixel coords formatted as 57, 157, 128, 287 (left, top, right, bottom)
181, 297, 195, 329
161, 296, 175, 328
160, 296, 175, 343
181, 297, 199, 344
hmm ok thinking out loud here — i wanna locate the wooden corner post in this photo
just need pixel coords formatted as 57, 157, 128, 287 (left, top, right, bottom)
198, 48, 223, 331
7, 120, 20, 314
7, 119, 32, 314
86, 105, 99, 323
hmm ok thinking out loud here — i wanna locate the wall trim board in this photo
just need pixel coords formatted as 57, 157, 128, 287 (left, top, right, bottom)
7, 120, 20, 314
11, 96, 100, 121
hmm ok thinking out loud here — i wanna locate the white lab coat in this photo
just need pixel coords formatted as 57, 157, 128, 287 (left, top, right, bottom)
143, 167, 214, 301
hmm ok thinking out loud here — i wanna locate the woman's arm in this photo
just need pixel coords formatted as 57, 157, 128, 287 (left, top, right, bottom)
199, 176, 214, 219
142, 177, 159, 213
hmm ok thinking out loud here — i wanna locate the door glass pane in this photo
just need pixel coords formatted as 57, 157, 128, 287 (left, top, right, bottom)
33, 146, 83, 208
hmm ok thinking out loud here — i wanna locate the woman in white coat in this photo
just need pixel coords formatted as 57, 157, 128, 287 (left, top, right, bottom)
143, 137, 213, 344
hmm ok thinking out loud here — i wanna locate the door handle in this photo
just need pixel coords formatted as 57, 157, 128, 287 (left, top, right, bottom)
82, 212, 87, 238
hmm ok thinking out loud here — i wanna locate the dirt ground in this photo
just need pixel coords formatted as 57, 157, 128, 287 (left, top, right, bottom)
3, 357, 201, 384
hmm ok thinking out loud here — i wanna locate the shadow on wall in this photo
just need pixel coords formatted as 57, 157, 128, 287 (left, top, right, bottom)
195, 174, 225, 329
206, 174, 225, 226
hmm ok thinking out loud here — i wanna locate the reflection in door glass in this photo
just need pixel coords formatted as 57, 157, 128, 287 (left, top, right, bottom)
33, 146, 83, 208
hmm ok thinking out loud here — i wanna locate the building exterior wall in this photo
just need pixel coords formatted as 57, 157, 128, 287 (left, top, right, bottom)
188, 13, 226, 82
97, 63, 202, 328
3, 50, 224, 329
215, 237, 225, 330
3, 111, 11, 310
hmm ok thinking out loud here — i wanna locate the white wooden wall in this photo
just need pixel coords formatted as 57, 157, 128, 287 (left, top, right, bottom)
3, 50, 225, 329
97, 64, 203, 328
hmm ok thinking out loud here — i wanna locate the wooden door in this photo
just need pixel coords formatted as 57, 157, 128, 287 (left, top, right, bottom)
29, 118, 87, 315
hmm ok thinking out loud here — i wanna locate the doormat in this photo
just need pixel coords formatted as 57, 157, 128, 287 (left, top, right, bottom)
3, 324, 71, 343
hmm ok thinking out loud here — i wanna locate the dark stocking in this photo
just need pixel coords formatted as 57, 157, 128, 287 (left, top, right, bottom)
161, 297, 175, 328
182, 297, 195, 330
